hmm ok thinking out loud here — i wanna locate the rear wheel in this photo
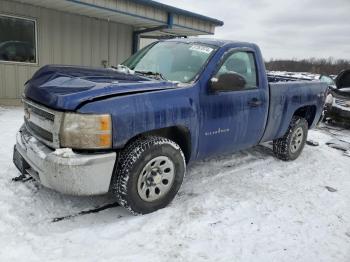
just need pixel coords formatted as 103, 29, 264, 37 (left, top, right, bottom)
273, 116, 308, 161
111, 136, 186, 215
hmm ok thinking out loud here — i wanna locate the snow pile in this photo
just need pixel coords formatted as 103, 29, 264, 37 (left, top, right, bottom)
53, 148, 75, 158
0, 106, 349, 262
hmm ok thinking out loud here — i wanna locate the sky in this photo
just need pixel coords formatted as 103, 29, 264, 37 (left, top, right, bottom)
158, 0, 350, 61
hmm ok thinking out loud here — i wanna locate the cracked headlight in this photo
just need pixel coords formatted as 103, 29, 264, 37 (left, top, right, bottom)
325, 93, 334, 106
60, 113, 112, 149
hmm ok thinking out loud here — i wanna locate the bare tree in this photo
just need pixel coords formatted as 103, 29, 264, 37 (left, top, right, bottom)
265, 57, 350, 75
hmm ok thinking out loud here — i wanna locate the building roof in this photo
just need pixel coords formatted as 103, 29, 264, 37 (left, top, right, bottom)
131, 0, 224, 26
15, 0, 223, 37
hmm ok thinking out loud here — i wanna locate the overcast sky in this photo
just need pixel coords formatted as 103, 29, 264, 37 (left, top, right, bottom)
159, 0, 350, 61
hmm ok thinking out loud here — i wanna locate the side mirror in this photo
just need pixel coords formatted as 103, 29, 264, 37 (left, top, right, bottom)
210, 72, 247, 92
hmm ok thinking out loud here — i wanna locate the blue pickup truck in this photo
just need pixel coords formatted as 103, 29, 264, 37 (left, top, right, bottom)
13, 39, 328, 214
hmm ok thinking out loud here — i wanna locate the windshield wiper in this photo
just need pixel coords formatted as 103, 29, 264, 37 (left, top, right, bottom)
135, 70, 166, 81
110, 65, 135, 74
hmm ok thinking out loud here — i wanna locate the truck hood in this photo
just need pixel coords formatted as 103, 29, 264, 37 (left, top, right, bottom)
24, 65, 178, 111
336, 69, 350, 89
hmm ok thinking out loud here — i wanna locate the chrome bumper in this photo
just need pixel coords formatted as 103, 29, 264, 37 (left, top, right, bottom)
15, 127, 116, 196
325, 99, 350, 122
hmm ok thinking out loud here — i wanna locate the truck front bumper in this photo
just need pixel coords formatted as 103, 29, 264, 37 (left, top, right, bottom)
328, 104, 350, 119
14, 127, 116, 196
325, 102, 350, 124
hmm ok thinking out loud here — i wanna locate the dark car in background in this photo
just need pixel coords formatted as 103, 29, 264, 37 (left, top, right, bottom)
325, 69, 350, 125
0, 41, 35, 63
267, 70, 349, 126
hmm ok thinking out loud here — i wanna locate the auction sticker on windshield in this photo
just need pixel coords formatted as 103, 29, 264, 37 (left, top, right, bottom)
189, 45, 214, 54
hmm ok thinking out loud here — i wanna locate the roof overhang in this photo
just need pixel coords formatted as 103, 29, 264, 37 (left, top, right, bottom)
14, 0, 223, 37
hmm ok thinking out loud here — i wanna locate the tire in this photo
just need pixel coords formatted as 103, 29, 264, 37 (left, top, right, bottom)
273, 116, 308, 161
111, 136, 186, 215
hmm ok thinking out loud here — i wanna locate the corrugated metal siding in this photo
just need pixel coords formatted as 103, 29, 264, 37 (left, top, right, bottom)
174, 14, 214, 35
0, 0, 133, 101
140, 38, 156, 49
94, 0, 168, 22
101, 0, 168, 22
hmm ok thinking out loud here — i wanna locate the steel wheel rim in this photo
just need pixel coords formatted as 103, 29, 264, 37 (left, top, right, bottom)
290, 127, 304, 153
137, 156, 175, 202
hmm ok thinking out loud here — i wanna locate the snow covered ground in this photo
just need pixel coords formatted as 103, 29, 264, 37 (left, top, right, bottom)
0, 106, 349, 262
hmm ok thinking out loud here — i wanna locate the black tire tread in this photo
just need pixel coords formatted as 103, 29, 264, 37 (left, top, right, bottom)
111, 136, 185, 215
273, 116, 308, 161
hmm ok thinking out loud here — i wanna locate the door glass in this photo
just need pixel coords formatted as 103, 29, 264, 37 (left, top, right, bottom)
216, 51, 257, 89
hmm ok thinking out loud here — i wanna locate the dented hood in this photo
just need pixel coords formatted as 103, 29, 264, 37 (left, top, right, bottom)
24, 65, 178, 111
336, 69, 350, 89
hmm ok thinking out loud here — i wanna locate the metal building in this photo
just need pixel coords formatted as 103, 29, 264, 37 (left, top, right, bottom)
0, 0, 223, 105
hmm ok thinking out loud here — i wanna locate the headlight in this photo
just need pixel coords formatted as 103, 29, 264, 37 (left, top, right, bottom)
325, 93, 334, 105
60, 113, 112, 149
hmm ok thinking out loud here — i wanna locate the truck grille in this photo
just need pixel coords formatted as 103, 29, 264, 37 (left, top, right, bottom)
24, 119, 54, 142
335, 98, 350, 107
23, 98, 63, 148
26, 102, 55, 122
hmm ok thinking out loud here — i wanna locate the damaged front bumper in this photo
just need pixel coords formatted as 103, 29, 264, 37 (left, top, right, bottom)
14, 126, 116, 196
326, 100, 350, 123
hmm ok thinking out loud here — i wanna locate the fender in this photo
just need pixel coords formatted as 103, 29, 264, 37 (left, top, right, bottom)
78, 84, 200, 158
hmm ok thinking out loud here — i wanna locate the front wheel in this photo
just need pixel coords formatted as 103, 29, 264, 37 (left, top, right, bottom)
111, 136, 186, 214
273, 116, 308, 161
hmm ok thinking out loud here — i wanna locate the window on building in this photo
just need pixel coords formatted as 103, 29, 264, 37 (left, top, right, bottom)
0, 14, 37, 64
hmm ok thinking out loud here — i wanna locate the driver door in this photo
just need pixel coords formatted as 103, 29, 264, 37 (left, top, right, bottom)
198, 49, 268, 159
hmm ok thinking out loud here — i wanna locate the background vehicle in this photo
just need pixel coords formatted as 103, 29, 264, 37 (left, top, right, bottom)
324, 69, 350, 125
0, 41, 35, 63
13, 39, 328, 214
267, 72, 338, 123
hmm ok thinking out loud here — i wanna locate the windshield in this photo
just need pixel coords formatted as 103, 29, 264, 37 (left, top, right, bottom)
123, 41, 217, 83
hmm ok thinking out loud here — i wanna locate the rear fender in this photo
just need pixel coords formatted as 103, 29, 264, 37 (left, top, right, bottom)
261, 81, 327, 142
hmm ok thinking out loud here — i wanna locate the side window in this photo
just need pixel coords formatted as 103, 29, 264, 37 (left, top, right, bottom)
216, 51, 258, 89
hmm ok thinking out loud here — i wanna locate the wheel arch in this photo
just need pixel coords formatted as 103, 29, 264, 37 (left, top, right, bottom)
293, 105, 317, 128
123, 126, 192, 163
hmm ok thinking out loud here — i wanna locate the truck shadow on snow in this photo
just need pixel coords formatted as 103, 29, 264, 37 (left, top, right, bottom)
7, 124, 350, 233
10, 142, 276, 227
22, 124, 347, 226
21, 143, 276, 225
22, 125, 350, 228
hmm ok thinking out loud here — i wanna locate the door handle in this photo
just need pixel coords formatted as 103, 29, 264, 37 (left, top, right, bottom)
248, 98, 262, 107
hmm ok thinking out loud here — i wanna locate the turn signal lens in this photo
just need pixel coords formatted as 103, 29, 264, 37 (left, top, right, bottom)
100, 115, 111, 131
99, 133, 112, 147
